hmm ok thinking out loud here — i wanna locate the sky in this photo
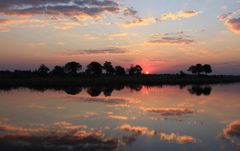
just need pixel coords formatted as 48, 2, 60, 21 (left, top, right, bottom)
0, 0, 240, 74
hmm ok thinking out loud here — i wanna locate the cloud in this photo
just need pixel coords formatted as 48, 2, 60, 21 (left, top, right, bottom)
70, 47, 129, 55
0, 130, 128, 151
0, 0, 140, 30
160, 133, 197, 144
140, 107, 195, 116
108, 115, 128, 120
54, 25, 74, 30
221, 120, 240, 147
0, 120, 135, 151
147, 37, 195, 45
119, 124, 197, 144
119, 124, 156, 136
53, 121, 87, 130
225, 17, 240, 33
109, 33, 129, 37
160, 11, 199, 21
219, 9, 240, 34
0, 0, 121, 19
119, 17, 158, 28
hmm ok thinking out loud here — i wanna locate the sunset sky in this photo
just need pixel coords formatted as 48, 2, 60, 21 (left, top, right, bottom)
0, 0, 240, 74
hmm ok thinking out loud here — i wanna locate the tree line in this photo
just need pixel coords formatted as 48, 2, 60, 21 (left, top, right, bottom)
0, 61, 143, 77
187, 64, 212, 75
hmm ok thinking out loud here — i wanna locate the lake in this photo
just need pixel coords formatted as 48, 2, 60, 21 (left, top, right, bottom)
0, 84, 240, 151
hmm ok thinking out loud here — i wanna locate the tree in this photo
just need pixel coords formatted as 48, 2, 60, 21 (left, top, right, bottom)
203, 64, 212, 74
188, 65, 197, 75
128, 65, 143, 75
115, 66, 126, 75
188, 64, 212, 75
188, 64, 203, 75
103, 61, 115, 75
38, 64, 49, 75
64, 61, 82, 75
86, 62, 102, 75
51, 66, 65, 76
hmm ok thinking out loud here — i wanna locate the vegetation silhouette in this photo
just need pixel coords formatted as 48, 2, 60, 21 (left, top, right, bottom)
115, 66, 126, 75
0, 61, 240, 88
38, 64, 50, 76
64, 87, 82, 95
64, 61, 82, 75
103, 61, 115, 75
128, 65, 143, 75
188, 85, 212, 96
188, 64, 212, 75
86, 62, 103, 75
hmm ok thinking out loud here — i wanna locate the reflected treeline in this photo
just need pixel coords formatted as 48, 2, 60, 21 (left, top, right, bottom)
0, 84, 213, 96
0, 85, 142, 97
188, 85, 212, 96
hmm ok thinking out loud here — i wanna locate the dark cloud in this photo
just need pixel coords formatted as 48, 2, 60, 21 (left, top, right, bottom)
74, 48, 129, 55
123, 7, 138, 18
0, 120, 134, 151
0, 0, 129, 20
148, 37, 195, 45
141, 107, 195, 116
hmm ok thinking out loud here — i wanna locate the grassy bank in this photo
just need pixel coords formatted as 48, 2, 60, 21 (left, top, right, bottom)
0, 74, 240, 89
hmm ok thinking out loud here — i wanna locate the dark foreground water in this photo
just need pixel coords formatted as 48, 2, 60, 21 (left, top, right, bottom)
0, 84, 240, 151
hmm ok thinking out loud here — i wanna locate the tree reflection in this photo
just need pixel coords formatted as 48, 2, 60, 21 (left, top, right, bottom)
87, 87, 102, 97
64, 87, 82, 95
188, 85, 212, 96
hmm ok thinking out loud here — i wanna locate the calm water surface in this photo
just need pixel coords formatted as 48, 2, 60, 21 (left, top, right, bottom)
0, 84, 240, 151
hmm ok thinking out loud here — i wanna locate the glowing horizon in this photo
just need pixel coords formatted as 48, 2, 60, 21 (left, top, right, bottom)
0, 0, 240, 74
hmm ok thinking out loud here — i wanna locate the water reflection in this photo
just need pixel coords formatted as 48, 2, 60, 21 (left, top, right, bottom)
0, 84, 213, 97
0, 84, 240, 151
188, 85, 212, 96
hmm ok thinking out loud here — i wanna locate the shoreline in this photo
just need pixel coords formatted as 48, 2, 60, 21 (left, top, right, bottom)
1, 75, 240, 88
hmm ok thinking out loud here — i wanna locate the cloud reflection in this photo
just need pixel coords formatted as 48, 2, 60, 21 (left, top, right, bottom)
141, 107, 195, 116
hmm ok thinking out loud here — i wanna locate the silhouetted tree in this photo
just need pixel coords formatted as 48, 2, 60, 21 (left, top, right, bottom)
203, 64, 212, 74
86, 62, 102, 75
188, 64, 212, 75
188, 65, 197, 75
64, 61, 82, 75
128, 65, 143, 75
188, 64, 203, 75
51, 66, 65, 76
115, 66, 126, 75
38, 64, 49, 75
103, 61, 115, 75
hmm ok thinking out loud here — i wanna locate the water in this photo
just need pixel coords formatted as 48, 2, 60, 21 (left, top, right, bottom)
0, 84, 240, 151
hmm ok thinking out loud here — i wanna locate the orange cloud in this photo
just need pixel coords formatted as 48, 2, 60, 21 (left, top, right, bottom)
109, 115, 128, 120
160, 133, 197, 143
161, 11, 199, 21
54, 25, 74, 30
218, 9, 240, 34
53, 121, 87, 130
221, 120, 240, 147
119, 124, 156, 136
225, 18, 240, 33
